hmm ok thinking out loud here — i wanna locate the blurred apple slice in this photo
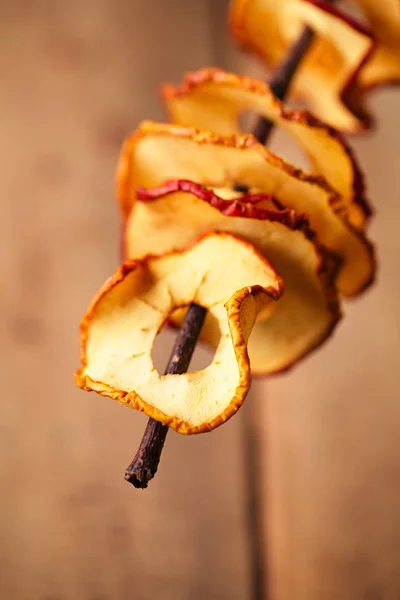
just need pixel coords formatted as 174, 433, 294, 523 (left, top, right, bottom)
117, 121, 375, 297
75, 232, 283, 434
162, 67, 371, 228
350, 0, 400, 88
228, 0, 375, 133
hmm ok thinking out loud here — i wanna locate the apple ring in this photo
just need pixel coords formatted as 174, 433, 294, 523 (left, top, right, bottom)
75, 232, 283, 434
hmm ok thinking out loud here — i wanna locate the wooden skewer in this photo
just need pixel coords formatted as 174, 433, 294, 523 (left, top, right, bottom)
124, 302, 206, 488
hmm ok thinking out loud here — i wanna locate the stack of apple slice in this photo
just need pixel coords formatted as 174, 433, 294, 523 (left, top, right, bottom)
75, 71, 376, 434
74, 0, 400, 448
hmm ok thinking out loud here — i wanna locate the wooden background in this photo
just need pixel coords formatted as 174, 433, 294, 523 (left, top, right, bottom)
0, 1, 399, 599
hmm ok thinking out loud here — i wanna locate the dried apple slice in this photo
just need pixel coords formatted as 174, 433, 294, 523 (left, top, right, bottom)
75, 232, 283, 434
162, 67, 371, 228
229, 0, 375, 132
117, 121, 375, 297
124, 180, 341, 374
350, 0, 400, 88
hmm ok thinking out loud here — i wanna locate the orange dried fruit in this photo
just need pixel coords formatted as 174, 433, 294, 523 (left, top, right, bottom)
162, 67, 371, 228
351, 0, 400, 88
125, 180, 341, 374
229, 0, 375, 132
118, 121, 375, 297
75, 232, 283, 434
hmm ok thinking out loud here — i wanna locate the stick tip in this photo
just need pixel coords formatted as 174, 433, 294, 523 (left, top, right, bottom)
124, 463, 156, 489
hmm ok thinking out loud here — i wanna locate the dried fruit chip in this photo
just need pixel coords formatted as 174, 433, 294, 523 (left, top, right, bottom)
117, 121, 375, 296
229, 0, 375, 132
351, 0, 400, 88
162, 67, 371, 228
75, 232, 283, 434
125, 180, 341, 374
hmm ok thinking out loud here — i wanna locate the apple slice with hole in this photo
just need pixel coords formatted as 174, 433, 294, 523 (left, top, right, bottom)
228, 0, 375, 133
162, 67, 372, 228
124, 180, 342, 375
75, 232, 283, 434
117, 121, 375, 297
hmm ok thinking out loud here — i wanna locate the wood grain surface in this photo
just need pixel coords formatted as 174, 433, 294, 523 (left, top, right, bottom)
0, 1, 399, 599
0, 3, 250, 599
